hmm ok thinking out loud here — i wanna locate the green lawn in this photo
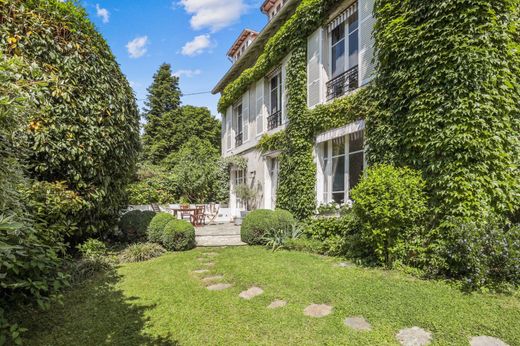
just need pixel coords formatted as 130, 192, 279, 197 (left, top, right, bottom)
19, 247, 520, 345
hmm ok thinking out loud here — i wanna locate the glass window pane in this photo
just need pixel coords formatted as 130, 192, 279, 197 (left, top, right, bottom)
348, 31, 358, 68
332, 155, 345, 193
331, 40, 345, 78
349, 151, 364, 191
331, 23, 345, 45
348, 11, 358, 33
349, 131, 364, 152
271, 89, 278, 112
332, 136, 345, 156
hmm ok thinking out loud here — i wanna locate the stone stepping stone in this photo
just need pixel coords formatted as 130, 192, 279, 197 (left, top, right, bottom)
470, 336, 509, 346
201, 275, 224, 283
202, 252, 219, 256
267, 300, 287, 309
202, 262, 215, 267
344, 316, 372, 331
396, 327, 432, 346
192, 269, 209, 274
303, 304, 333, 318
206, 283, 232, 291
336, 261, 354, 268
239, 286, 264, 300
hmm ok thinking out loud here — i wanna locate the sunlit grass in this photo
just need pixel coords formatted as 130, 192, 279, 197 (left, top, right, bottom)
20, 246, 520, 345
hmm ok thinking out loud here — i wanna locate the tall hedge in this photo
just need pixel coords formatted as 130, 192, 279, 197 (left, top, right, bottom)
368, 0, 520, 224
1, 0, 141, 237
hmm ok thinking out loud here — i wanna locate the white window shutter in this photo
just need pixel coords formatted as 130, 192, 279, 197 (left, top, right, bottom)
242, 91, 249, 142
226, 106, 232, 150
249, 85, 256, 138
281, 59, 288, 123
307, 28, 322, 108
359, 0, 376, 86
256, 79, 264, 136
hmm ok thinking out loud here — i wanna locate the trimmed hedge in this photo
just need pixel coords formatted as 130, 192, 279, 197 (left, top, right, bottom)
240, 209, 295, 245
161, 219, 196, 251
146, 212, 175, 243
119, 210, 156, 242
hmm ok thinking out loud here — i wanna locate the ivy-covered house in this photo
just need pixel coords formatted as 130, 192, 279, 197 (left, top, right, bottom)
213, 0, 519, 221
213, 0, 374, 215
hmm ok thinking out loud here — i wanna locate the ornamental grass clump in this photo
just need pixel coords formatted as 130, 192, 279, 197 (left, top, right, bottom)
119, 243, 166, 263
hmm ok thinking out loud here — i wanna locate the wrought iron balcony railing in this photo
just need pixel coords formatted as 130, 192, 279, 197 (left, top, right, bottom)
267, 110, 282, 131
326, 66, 359, 101
235, 132, 243, 147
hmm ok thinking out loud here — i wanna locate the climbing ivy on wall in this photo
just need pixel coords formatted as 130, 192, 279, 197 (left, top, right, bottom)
367, 0, 520, 224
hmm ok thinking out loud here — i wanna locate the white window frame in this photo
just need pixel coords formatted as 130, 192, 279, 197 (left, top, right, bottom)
328, 2, 359, 79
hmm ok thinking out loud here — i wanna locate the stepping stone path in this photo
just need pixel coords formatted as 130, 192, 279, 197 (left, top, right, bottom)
207, 283, 232, 291
192, 269, 209, 274
267, 300, 287, 309
239, 286, 264, 300
470, 336, 509, 346
202, 275, 224, 283
303, 304, 333, 318
202, 252, 219, 256
202, 262, 215, 267
336, 262, 354, 268
344, 316, 372, 331
396, 327, 432, 346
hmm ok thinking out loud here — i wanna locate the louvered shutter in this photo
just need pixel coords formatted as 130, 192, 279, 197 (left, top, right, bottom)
226, 106, 232, 150
249, 85, 256, 139
256, 79, 264, 136
307, 28, 322, 108
242, 91, 249, 142
359, 0, 376, 85
281, 60, 288, 123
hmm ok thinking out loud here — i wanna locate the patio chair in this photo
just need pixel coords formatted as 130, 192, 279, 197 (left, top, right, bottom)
179, 204, 192, 221
204, 203, 220, 225
190, 206, 205, 227
150, 203, 161, 212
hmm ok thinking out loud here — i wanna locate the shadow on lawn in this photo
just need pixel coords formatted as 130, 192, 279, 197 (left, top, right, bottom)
18, 269, 180, 346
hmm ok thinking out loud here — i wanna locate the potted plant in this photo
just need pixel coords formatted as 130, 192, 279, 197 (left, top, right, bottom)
234, 183, 256, 225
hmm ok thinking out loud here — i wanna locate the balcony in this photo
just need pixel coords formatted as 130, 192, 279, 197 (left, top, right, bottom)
326, 66, 359, 101
235, 133, 243, 147
267, 110, 282, 131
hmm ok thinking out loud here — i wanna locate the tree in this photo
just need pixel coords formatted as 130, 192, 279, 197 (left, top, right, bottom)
142, 64, 182, 161
163, 137, 227, 203
1, 0, 141, 238
147, 105, 221, 162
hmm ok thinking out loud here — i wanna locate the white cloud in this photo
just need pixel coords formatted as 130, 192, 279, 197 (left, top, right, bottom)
172, 69, 202, 78
95, 4, 110, 23
126, 36, 149, 58
181, 34, 213, 56
178, 0, 245, 32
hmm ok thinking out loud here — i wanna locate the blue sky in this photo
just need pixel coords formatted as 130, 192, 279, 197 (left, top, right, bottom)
81, 0, 268, 117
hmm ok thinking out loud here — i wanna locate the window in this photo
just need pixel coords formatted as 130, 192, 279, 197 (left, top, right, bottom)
267, 71, 282, 130
326, 2, 359, 100
331, 23, 345, 78
234, 103, 243, 146
320, 130, 365, 204
234, 168, 246, 186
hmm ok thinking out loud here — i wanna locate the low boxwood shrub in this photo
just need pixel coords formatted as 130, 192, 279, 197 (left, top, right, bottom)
119, 210, 156, 242
147, 212, 176, 243
119, 243, 166, 263
240, 209, 296, 245
350, 164, 428, 266
161, 220, 196, 251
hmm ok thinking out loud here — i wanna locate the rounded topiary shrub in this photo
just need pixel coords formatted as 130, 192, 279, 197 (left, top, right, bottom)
118, 210, 156, 242
350, 164, 428, 266
161, 220, 196, 251
147, 212, 175, 243
240, 209, 295, 245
